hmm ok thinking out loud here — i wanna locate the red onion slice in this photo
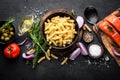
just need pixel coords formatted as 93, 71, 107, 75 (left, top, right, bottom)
112, 47, 120, 57
18, 37, 28, 46
76, 42, 88, 56
22, 53, 34, 60
76, 16, 84, 29
69, 48, 81, 60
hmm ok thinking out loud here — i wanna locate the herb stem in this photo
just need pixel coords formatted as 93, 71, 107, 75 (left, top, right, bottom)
30, 33, 46, 54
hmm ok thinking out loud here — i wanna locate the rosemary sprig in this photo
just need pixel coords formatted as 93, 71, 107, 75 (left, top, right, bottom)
30, 32, 46, 54
29, 18, 47, 68
0, 17, 15, 31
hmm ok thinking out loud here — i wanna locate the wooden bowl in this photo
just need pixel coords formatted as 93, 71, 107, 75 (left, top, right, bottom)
40, 9, 80, 55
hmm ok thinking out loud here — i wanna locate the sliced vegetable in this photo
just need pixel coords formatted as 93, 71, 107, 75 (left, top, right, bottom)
22, 53, 34, 60
76, 42, 88, 56
69, 48, 81, 60
112, 47, 120, 57
18, 37, 28, 46
76, 16, 84, 29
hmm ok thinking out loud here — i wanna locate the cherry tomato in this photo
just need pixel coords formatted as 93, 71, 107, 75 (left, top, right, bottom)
4, 43, 20, 59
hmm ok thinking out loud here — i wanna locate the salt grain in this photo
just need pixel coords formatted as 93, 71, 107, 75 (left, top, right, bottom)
88, 60, 91, 65
104, 56, 109, 61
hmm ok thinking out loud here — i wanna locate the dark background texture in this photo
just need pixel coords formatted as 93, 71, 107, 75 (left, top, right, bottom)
0, 0, 120, 80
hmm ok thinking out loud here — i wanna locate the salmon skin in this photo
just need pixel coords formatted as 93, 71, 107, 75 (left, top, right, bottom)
99, 21, 120, 46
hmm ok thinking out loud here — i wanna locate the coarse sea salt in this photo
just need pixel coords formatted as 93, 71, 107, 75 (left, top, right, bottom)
88, 44, 102, 58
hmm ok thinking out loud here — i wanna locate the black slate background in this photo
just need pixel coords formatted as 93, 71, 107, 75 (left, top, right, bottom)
0, 0, 120, 80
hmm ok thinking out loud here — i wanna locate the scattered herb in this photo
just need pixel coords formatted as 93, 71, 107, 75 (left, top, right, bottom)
0, 17, 15, 31
71, 9, 75, 16
107, 26, 113, 32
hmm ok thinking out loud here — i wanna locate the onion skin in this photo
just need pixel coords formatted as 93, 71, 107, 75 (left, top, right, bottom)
22, 53, 34, 60
112, 47, 120, 57
76, 16, 84, 29
18, 37, 28, 46
69, 48, 81, 60
76, 42, 88, 56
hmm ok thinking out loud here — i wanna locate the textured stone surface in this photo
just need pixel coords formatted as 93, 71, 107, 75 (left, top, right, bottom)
0, 0, 120, 80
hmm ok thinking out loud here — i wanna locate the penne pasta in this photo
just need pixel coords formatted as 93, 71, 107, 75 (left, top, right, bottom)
44, 16, 77, 47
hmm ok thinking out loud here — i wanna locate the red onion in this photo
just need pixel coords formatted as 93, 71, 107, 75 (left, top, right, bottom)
112, 47, 120, 57
69, 48, 81, 60
18, 37, 28, 46
76, 42, 88, 56
22, 53, 34, 60
76, 16, 84, 29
